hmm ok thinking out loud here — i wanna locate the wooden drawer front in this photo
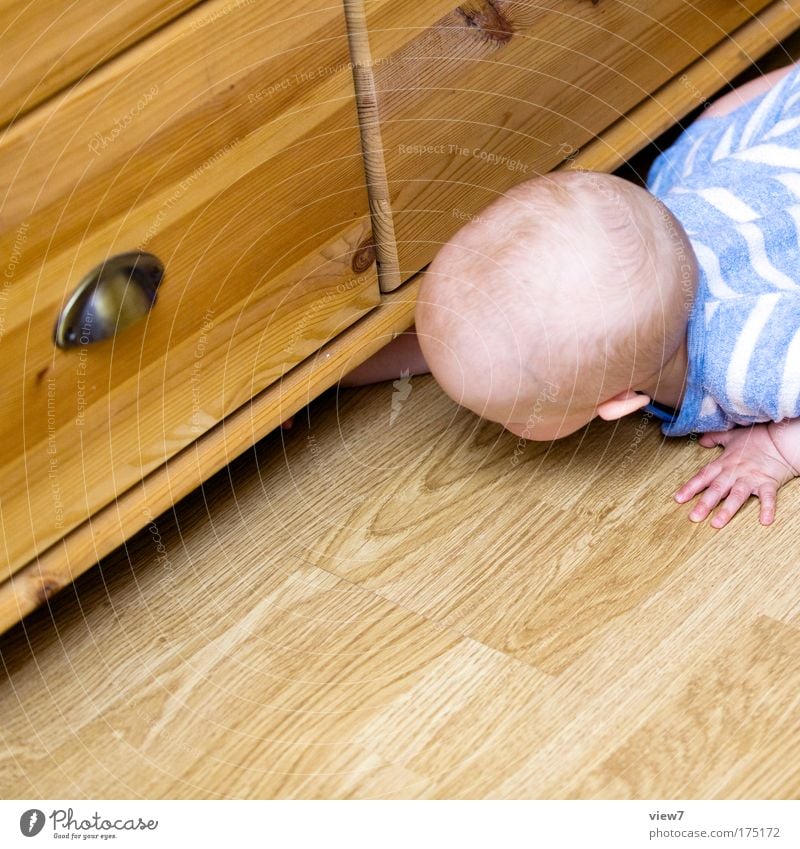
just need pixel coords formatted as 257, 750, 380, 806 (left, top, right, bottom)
0, 0, 379, 578
362, 0, 773, 287
0, 0, 202, 127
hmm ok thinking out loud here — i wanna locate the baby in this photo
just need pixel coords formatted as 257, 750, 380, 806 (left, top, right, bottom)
345, 62, 800, 528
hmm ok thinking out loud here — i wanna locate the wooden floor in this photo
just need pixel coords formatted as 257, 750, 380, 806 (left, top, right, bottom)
0, 375, 798, 798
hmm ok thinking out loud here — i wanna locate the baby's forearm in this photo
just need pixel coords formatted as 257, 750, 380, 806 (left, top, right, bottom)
701, 63, 797, 120
340, 327, 429, 387
767, 418, 800, 475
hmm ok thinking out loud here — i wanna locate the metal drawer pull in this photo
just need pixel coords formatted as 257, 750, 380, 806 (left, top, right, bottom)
54, 251, 164, 348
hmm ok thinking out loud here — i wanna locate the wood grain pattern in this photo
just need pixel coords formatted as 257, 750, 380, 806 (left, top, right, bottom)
344, 0, 402, 290
569, 616, 800, 799
1, 0, 797, 636
0, 0, 380, 579
0, 372, 796, 798
573, 0, 800, 176
0, 0, 201, 128
361, 0, 774, 287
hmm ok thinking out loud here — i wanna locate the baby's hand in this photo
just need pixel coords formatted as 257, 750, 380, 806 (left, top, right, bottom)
674, 424, 798, 528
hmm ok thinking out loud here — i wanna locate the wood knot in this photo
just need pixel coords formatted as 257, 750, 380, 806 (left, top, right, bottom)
37, 577, 62, 604
456, 1, 513, 44
351, 234, 376, 274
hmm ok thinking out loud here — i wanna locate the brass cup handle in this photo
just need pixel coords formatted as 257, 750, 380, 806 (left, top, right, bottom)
54, 251, 164, 349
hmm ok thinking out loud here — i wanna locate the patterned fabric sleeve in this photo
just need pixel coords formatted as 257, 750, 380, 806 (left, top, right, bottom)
648, 64, 800, 201
700, 291, 800, 426
649, 63, 800, 434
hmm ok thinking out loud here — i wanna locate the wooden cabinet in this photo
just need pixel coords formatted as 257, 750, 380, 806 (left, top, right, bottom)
0, 0, 380, 578
353, 0, 775, 288
0, 0, 202, 126
1, 0, 798, 631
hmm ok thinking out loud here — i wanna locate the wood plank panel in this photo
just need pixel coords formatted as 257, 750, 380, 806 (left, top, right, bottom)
0, 0, 201, 127
358, 0, 773, 286
0, 555, 547, 799
0, 0, 380, 579
569, 616, 800, 799
1, 0, 798, 636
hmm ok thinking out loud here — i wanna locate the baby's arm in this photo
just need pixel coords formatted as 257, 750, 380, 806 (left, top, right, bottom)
280, 328, 427, 428
340, 327, 428, 387
699, 63, 797, 120
766, 417, 800, 473
674, 419, 800, 527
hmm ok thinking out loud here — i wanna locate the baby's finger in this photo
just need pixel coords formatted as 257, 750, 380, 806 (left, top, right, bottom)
674, 462, 721, 503
710, 481, 753, 528
757, 483, 778, 526
698, 431, 731, 449
688, 475, 733, 522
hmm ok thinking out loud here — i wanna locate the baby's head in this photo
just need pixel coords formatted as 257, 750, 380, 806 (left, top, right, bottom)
416, 171, 697, 439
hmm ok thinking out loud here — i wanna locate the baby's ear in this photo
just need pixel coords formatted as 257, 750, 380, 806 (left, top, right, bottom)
595, 390, 650, 421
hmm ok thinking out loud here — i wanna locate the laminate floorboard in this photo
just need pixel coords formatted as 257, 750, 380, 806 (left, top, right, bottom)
1, 376, 798, 798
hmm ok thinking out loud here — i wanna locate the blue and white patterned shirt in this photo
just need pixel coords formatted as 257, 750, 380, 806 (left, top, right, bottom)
647, 64, 800, 436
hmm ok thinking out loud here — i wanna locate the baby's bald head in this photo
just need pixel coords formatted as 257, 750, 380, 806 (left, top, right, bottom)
416, 171, 695, 439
